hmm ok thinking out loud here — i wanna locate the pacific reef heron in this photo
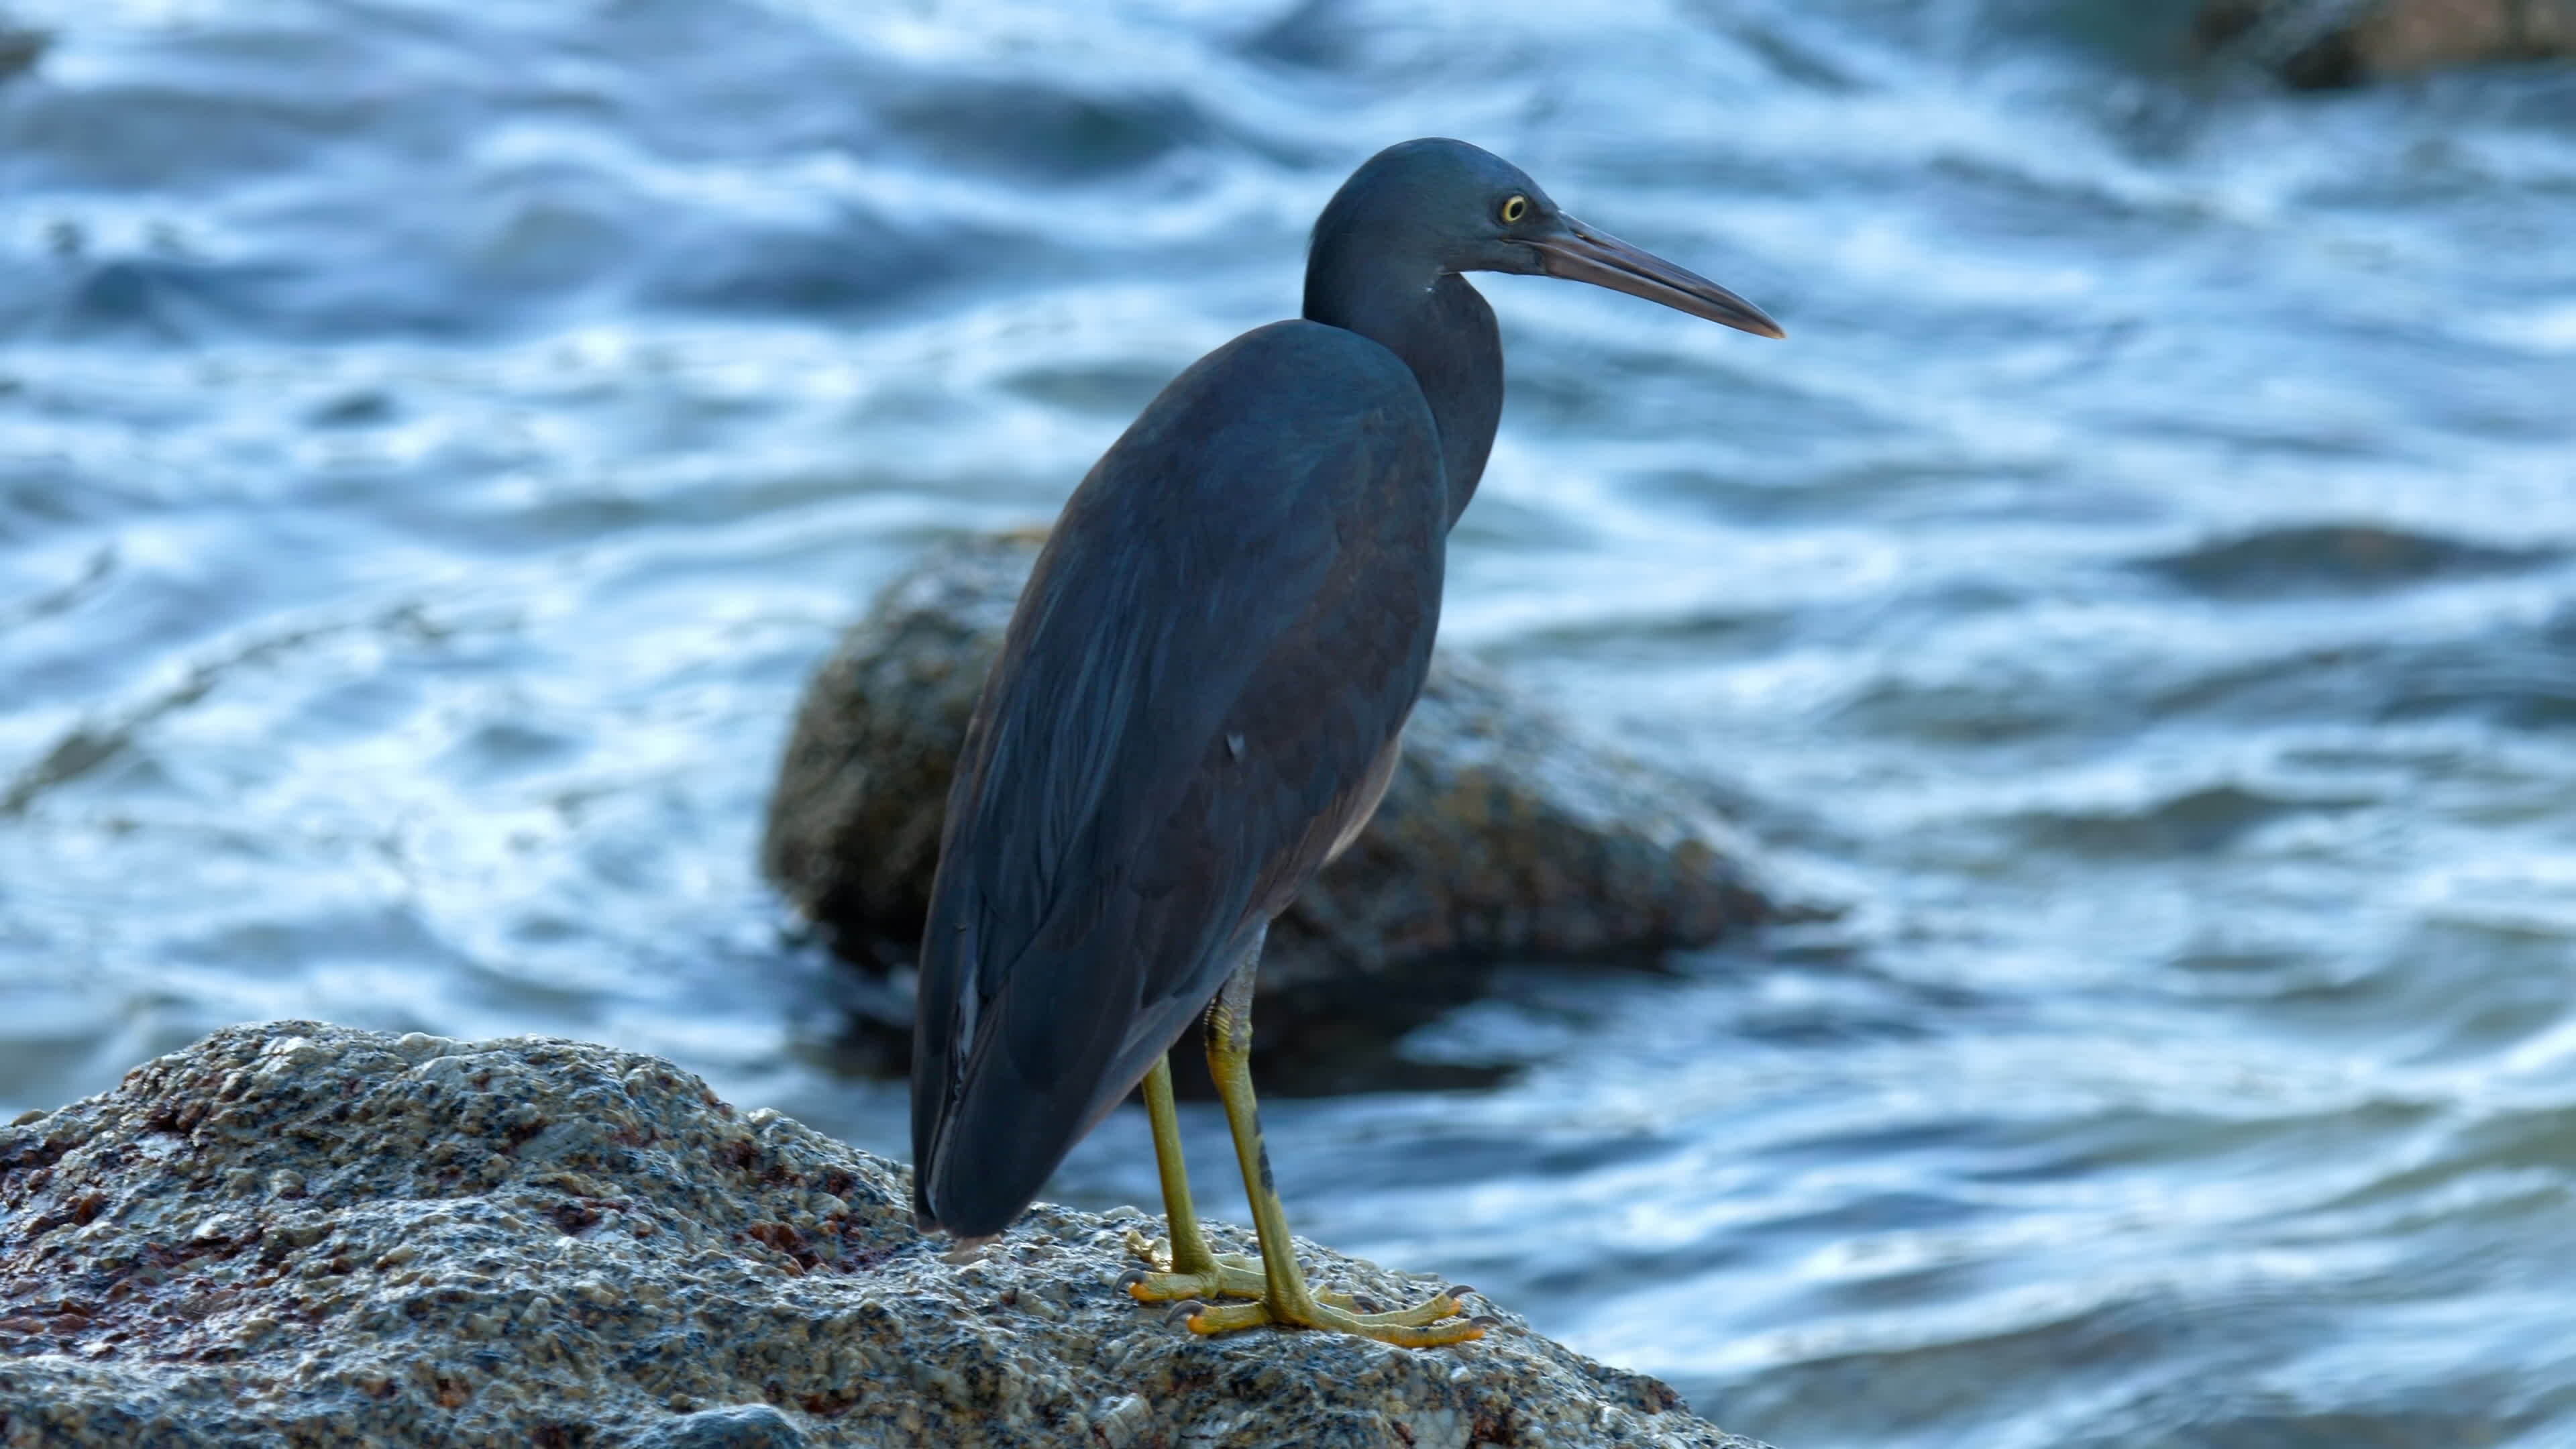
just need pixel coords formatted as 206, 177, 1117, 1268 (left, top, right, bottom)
910, 137, 1782, 1347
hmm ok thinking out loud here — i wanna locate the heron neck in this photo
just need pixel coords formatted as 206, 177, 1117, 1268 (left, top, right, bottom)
1303, 264, 1502, 529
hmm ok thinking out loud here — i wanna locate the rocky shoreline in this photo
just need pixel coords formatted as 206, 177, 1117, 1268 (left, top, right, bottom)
0, 1021, 1771, 1448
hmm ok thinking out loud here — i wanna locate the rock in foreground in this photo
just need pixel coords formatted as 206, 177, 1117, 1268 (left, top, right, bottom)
763, 534, 1773, 1089
2196, 0, 2576, 87
0, 1022, 1772, 1449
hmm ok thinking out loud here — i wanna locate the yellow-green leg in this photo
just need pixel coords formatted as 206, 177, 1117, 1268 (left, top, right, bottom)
1159, 967, 1483, 1347
1120, 1053, 1267, 1302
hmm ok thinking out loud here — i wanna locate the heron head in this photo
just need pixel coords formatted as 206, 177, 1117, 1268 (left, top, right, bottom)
1312, 137, 1784, 340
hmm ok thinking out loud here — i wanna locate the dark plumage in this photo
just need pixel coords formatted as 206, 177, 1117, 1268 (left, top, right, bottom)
912, 322, 1443, 1234
906, 137, 1778, 1344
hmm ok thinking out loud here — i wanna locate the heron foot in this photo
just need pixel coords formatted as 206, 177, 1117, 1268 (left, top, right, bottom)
1120, 1229, 1403, 1313
1120, 1228, 1266, 1301
1178, 1279, 1486, 1347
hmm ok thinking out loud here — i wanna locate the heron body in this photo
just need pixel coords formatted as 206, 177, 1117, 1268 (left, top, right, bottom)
909, 138, 1780, 1346
910, 321, 1447, 1235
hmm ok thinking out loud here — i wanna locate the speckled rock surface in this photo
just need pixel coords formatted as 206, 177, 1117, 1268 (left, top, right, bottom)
0, 1022, 1774, 1449
762, 533, 1773, 1089
2194, 0, 2575, 87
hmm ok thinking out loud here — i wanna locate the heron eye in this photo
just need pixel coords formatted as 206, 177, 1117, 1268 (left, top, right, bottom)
1499, 194, 1528, 225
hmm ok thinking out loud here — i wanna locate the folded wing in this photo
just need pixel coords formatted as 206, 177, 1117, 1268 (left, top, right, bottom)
910, 321, 1448, 1236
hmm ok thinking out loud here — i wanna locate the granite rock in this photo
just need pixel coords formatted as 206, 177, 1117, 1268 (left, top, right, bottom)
2194, 0, 2576, 87
0, 1022, 1772, 1449
762, 533, 1774, 1090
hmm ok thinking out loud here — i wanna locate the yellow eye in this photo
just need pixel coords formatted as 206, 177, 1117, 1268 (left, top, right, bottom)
1499, 195, 1528, 224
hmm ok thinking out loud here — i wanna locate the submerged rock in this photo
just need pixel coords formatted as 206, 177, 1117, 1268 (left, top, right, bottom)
2194, 0, 2576, 87
2136, 523, 2555, 598
0, 1022, 1772, 1449
762, 534, 1773, 1091
0, 23, 44, 85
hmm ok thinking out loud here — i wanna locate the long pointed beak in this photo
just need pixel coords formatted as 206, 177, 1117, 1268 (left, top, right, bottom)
1529, 217, 1785, 339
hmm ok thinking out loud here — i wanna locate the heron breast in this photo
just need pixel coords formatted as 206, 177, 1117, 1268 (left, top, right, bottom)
1323, 731, 1404, 865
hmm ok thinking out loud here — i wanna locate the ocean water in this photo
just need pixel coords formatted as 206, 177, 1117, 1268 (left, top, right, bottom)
5, 1, 2576, 1443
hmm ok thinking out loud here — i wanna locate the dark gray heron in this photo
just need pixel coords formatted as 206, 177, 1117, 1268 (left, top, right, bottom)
910, 137, 1782, 1346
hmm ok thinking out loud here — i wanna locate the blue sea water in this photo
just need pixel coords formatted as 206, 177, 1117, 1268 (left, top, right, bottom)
4, 1, 2576, 1443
